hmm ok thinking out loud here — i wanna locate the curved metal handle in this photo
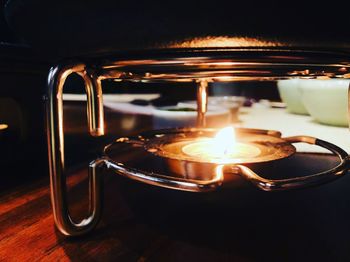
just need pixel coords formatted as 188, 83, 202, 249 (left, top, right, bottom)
46, 62, 104, 236
233, 136, 350, 191
104, 158, 225, 192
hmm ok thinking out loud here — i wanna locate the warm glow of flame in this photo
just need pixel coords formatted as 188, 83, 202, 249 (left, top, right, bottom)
0, 124, 8, 130
182, 125, 261, 162
165, 36, 285, 48
212, 126, 236, 156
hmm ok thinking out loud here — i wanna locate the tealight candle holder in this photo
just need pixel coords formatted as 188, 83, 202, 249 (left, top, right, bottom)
46, 48, 350, 237
101, 127, 348, 192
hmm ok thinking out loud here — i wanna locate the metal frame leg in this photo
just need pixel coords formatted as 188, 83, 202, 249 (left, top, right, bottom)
46, 62, 104, 236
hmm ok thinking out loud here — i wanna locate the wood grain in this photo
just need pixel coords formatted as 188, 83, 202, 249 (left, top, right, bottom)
1, 154, 350, 261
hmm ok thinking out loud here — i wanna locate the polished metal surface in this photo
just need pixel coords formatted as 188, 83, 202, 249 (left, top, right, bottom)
46, 62, 104, 236
102, 130, 349, 193
47, 49, 350, 236
235, 136, 350, 191
196, 79, 208, 127
104, 159, 224, 192
96, 48, 350, 82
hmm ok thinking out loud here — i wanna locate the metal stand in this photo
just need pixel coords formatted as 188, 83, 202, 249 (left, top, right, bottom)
46, 49, 350, 236
100, 130, 350, 193
46, 62, 105, 236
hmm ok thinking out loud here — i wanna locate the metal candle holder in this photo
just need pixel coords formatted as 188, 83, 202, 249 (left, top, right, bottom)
46, 48, 350, 236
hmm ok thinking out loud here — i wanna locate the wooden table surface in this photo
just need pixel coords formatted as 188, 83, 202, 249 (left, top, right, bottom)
2, 153, 350, 262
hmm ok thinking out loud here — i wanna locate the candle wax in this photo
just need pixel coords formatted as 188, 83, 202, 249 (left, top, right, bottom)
182, 139, 261, 160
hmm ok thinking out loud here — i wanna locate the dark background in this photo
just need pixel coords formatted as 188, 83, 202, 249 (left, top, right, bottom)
3, 0, 350, 58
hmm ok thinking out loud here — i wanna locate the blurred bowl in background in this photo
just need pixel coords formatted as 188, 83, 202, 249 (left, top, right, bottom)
207, 96, 245, 106
152, 105, 230, 129
277, 79, 309, 115
299, 79, 349, 127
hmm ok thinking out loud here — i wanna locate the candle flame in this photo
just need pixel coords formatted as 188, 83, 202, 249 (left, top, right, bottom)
213, 126, 236, 156
182, 126, 261, 162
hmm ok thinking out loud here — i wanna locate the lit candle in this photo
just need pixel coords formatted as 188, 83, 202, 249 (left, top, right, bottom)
182, 126, 261, 163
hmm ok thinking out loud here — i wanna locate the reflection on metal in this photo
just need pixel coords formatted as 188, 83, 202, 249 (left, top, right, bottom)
46, 62, 104, 236
97, 48, 350, 83
236, 136, 349, 191
196, 80, 208, 127
104, 158, 224, 192
47, 48, 350, 236
101, 128, 349, 192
